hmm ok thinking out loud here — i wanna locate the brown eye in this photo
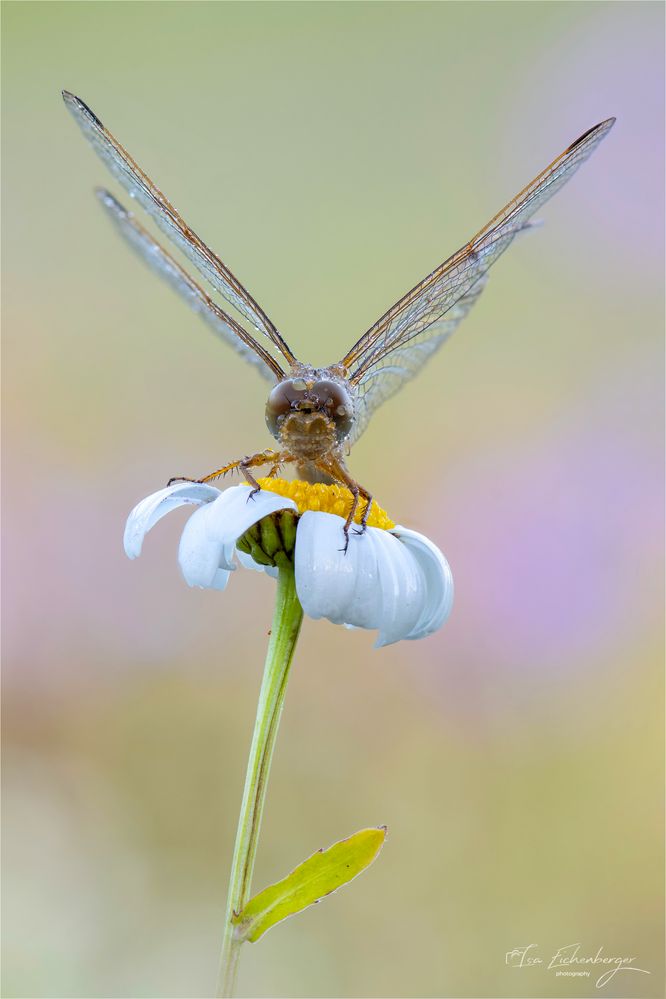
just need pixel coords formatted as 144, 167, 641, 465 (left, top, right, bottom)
266, 383, 292, 418
311, 380, 354, 440
265, 379, 307, 437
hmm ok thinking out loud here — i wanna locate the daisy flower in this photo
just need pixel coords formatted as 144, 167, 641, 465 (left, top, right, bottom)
124, 478, 453, 647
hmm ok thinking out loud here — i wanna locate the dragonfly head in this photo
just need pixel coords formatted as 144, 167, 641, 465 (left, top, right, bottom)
265, 375, 354, 449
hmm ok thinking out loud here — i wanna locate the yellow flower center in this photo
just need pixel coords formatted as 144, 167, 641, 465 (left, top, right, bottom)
247, 477, 395, 530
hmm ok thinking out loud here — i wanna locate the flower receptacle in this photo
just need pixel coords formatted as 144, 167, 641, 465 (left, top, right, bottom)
237, 510, 299, 569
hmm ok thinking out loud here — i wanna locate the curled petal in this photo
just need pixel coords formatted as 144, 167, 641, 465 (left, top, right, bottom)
203, 487, 298, 569
177, 502, 233, 589
371, 529, 427, 648
295, 513, 384, 628
123, 482, 221, 559
295, 512, 444, 646
178, 486, 297, 589
391, 527, 454, 640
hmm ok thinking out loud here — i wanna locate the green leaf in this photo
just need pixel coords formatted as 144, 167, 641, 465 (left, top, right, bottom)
233, 826, 387, 943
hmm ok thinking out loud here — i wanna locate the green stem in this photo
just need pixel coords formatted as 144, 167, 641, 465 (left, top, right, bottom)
217, 566, 304, 998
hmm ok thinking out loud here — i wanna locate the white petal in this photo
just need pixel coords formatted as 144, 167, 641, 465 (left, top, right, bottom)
392, 527, 454, 639
294, 512, 353, 622
200, 486, 297, 569
178, 502, 232, 588
371, 529, 427, 648
295, 513, 452, 647
209, 568, 233, 591
295, 513, 423, 642
178, 486, 297, 588
340, 530, 389, 628
123, 482, 221, 559
295, 513, 383, 628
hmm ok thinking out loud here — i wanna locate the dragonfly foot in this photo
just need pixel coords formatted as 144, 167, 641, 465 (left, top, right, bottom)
338, 525, 352, 555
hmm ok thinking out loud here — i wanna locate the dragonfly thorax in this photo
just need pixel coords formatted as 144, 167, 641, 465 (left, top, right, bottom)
265, 373, 354, 459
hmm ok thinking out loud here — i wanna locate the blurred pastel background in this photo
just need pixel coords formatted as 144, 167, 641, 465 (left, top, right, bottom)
2, 2, 663, 997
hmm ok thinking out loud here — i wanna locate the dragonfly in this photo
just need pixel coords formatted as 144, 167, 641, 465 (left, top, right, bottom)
63, 91, 614, 545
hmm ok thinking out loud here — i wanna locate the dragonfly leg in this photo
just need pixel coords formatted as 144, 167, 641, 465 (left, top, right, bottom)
318, 457, 373, 552
167, 449, 283, 488
239, 450, 294, 498
356, 487, 374, 533
267, 452, 294, 479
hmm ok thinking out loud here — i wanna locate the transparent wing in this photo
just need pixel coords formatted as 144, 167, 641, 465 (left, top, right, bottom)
63, 90, 297, 367
348, 274, 488, 445
96, 189, 284, 381
342, 118, 615, 394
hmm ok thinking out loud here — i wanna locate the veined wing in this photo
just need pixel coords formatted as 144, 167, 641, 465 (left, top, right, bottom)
348, 221, 538, 444
342, 118, 615, 401
348, 274, 488, 445
96, 189, 284, 381
62, 90, 297, 367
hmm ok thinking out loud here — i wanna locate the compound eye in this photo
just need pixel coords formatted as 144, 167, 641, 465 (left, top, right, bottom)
265, 379, 309, 437
312, 380, 354, 439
